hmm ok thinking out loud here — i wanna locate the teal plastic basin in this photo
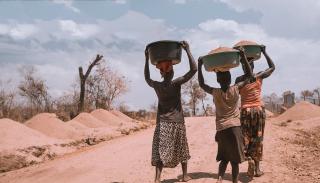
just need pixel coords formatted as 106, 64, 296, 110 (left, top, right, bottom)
234, 44, 261, 62
201, 51, 240, 72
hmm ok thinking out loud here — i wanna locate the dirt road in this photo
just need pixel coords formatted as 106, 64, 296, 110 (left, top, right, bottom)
0, 117, 314, 183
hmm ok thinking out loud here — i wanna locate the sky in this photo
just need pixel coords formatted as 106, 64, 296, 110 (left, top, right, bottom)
1, 0, 320, 110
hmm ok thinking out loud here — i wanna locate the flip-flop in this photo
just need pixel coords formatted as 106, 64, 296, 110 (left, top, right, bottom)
178, 175, 192, 182
254, 171, 264, 177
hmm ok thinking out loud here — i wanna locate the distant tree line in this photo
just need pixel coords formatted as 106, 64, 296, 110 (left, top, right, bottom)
0, 54, 128, 122
263, 87, 320, 114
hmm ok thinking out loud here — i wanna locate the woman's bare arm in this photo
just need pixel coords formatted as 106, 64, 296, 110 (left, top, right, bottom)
173, 41, 197, 85
144, 48, 156, 87
198, 58, 215, 94
234, 47, 254, 89
256, 45, 275, 79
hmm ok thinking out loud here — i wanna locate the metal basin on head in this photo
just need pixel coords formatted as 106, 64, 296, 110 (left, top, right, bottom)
146, 40, 182, 65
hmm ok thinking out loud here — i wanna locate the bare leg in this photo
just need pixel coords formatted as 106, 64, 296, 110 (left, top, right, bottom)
155, 162, 163, 183
247, 157, 255, 179
180, 161, 192, 182
254, 160, 264, 177
217, 160, 228, 183
231, 162, 239, 183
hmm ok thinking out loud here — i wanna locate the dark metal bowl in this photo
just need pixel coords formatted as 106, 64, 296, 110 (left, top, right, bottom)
146, 40, 182, 65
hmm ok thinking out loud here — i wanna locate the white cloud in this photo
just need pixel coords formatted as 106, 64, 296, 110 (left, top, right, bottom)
112, 0, 127, 4
1, 10, 320, 109
9, 24, 38, 40
184, 18, 320, 96
217, 0, 320, 39
198, 19, 265, 41
199, 19, 239, 32
58, 20, 99, 39
52, 0, 80, 13
0, 23, 38, 40
0, 11, 176, 109
0, 24, 9, 35
174, 0, 187, 4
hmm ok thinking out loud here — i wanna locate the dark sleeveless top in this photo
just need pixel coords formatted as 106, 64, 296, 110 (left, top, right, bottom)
153, 82, 184, 123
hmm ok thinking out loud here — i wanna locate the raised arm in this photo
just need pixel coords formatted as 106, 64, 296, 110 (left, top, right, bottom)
198, 58, 215, 94
144, 48, 156, 87
256, 45, 275, 79
172, 41, 197, 85
235, 47, 254, 89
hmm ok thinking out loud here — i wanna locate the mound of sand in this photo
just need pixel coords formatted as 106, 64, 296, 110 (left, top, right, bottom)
25, 113, 81, 140
0, 118, 58, 151
208, 47, 237, 54
83, 127, 122, 140
234, 40, 258, 47
67, 120, 88, 130
73, 113, 107, 128
110, 111, 156, 131
110, 110, 134, 122
276, 101, 320, 122
90, 109, 142, 134
265, 109, 274, 118
91, 109, 125, 126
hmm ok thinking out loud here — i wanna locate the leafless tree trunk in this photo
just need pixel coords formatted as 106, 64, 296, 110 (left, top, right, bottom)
183, 78, 197, 116
182, 76, 207, 116
301, 90, 313, 101
85, 61, 128, 110
78, 54, 103, 113
201, 98, 207, 116
0, 87, 15, 118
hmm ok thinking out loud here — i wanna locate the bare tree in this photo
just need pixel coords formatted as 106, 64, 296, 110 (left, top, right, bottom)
181, 97, 191, 117
118, 103, 130, 113
78, 54, 103, 113
86, 61, 128, 110
314, 88, 320, 106
263, 93, 280, 112
0, 80, 15, 118
54, 87, 79, 121
301, 90, 313, 101
199, 89, 208, 116
18, 66, 51, 115
182, 76, 206, 116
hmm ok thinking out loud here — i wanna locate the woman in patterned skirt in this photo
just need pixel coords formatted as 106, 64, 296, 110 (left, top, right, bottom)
144, 41, 197, 183
198, 47, 253, 183
235, 45, 275, 178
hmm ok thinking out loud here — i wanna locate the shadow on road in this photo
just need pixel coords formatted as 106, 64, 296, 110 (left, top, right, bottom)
162, 172, 251, 183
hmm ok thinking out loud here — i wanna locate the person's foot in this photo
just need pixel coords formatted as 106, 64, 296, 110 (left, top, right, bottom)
216, 176, 223, 183
254, 170, 264, 177
179, 175, 192, 182
154, 179, 161, 183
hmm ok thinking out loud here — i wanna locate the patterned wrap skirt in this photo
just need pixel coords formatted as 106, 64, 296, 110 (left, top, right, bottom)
151, 121, 191, 168
215, 126, 245, 163
240, 107, 266, 161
